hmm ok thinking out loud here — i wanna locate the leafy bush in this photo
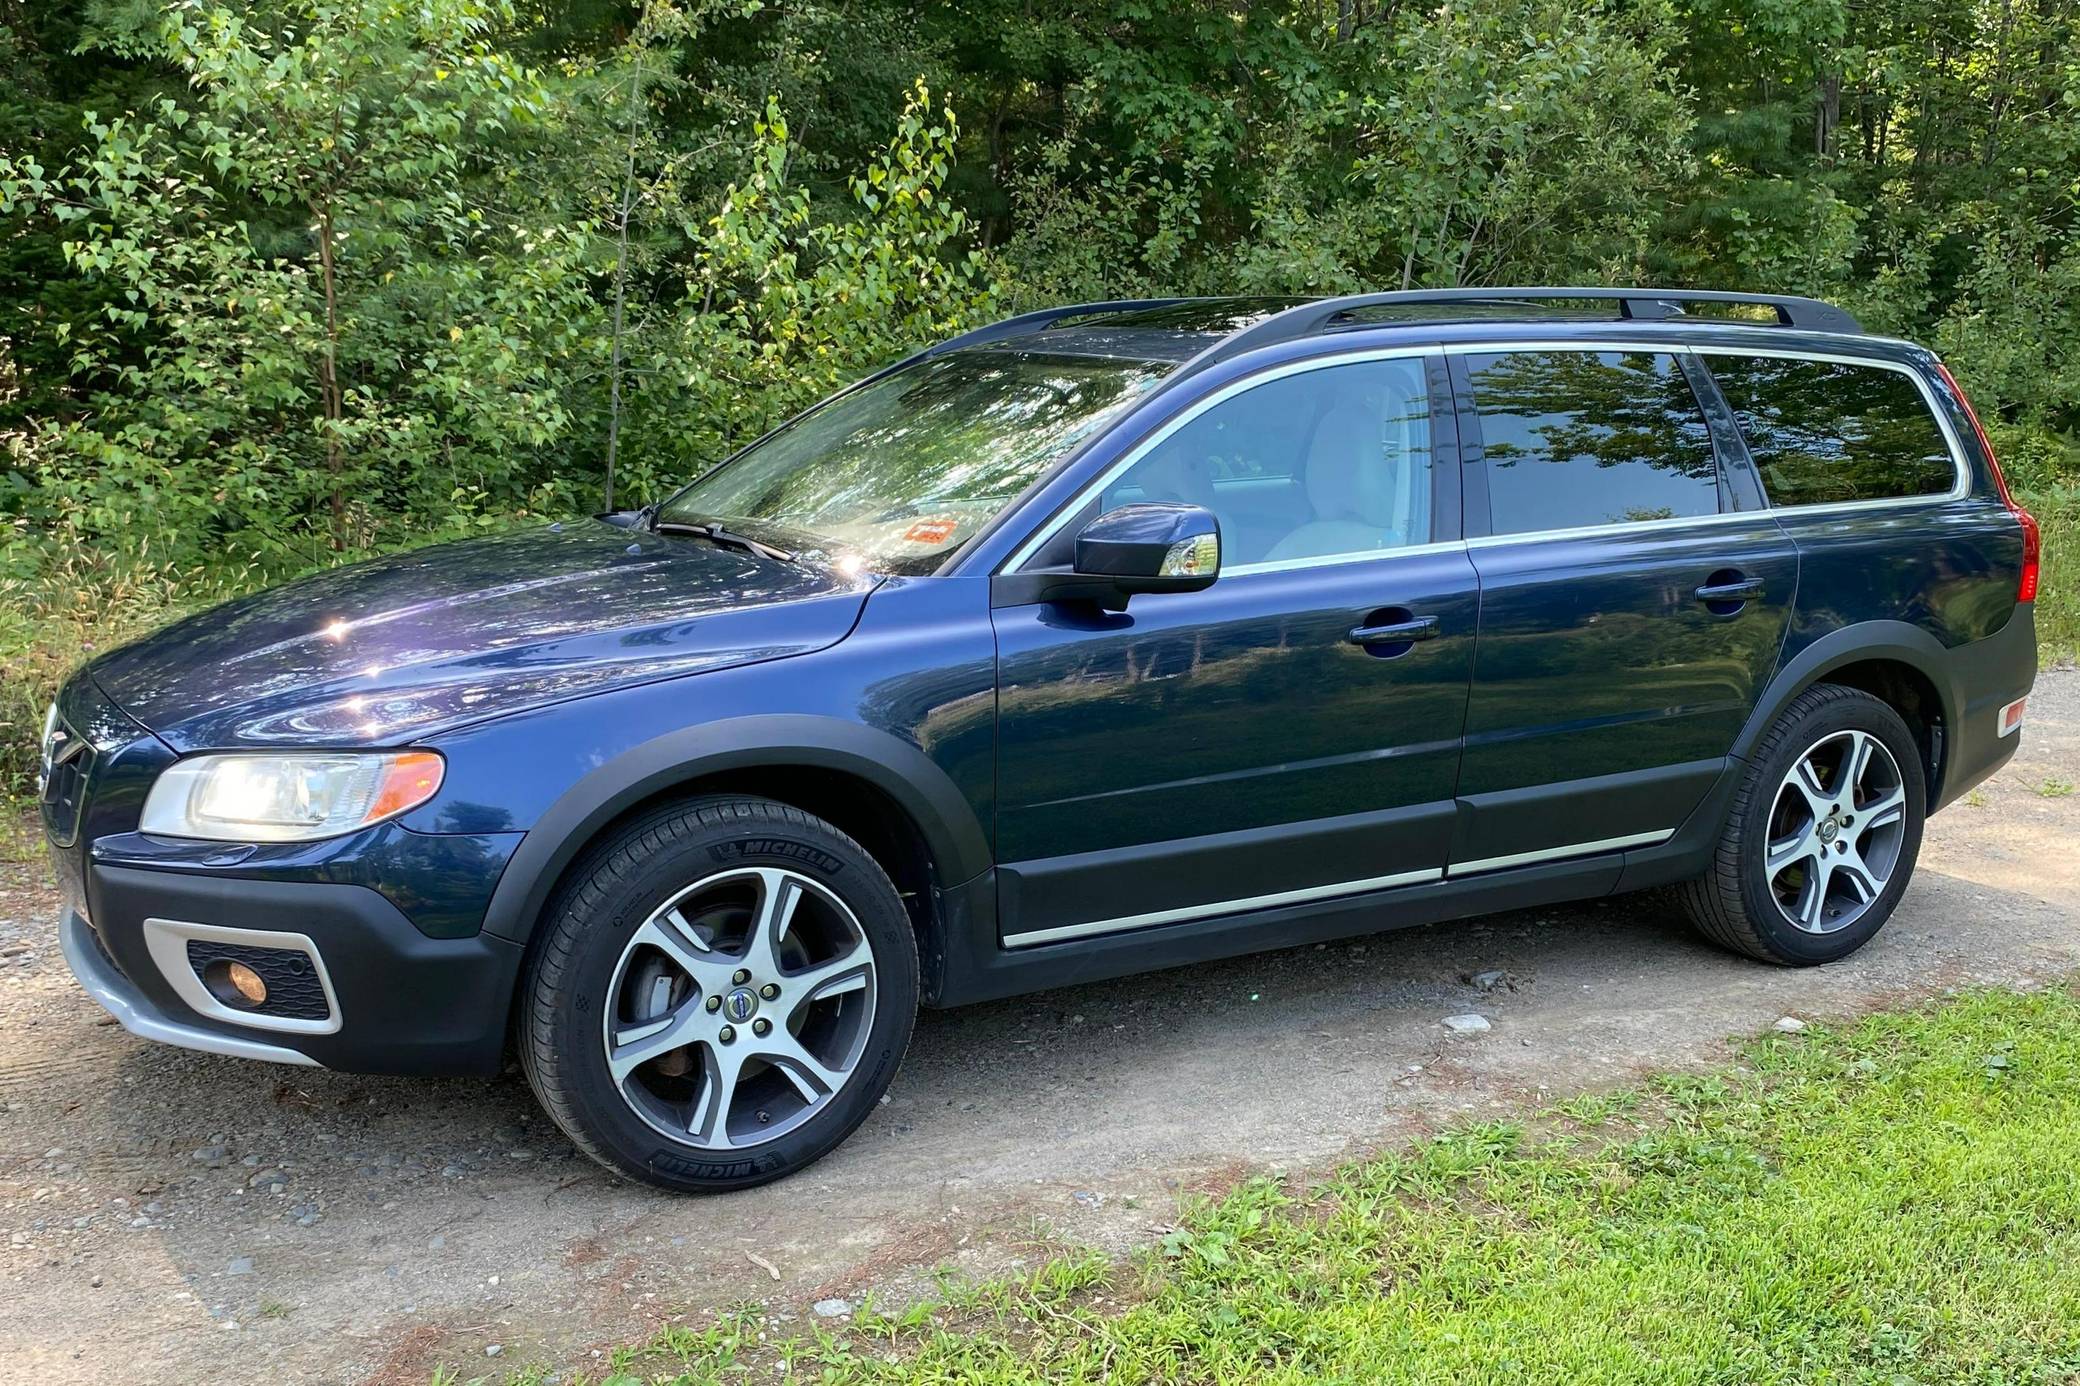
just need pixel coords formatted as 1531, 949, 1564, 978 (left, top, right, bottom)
0, 1, 998, 578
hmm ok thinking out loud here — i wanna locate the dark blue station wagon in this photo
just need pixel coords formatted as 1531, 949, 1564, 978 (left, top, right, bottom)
44, 289, 2042, 1190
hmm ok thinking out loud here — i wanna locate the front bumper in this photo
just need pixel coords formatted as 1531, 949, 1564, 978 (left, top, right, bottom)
65, 864, 527, 1075
45, 671, 529, 1075
60, 907, 321, 1066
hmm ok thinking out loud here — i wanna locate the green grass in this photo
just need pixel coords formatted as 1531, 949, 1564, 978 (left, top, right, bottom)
2024, 484, 2080, 667
511, 985, 2080, 1386
0, 552, 260, 799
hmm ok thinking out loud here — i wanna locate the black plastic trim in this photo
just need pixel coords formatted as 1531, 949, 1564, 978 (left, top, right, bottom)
477, 715, 995, 948
88, 866, 523, 1075
935, 852, 1634, 1007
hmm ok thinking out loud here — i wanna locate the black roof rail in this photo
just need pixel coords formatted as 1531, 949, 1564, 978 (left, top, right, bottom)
859, 298, 1199, 387
1165, 286, 1862, 387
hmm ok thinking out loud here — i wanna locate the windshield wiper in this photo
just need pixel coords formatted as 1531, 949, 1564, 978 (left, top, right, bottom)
652, 520, 798, 564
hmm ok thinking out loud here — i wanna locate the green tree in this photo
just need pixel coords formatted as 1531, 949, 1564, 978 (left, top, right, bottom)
1, 0, 593, 562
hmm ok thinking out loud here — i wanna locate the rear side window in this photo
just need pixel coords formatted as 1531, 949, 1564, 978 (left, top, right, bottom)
1703, 355, 1958, 508
1464, 351, 1721, 535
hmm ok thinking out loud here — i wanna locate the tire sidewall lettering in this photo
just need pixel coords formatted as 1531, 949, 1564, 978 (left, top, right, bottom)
708, 837, 846, 875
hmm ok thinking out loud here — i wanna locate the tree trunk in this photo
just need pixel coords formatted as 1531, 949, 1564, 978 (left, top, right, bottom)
603, 56, 648, 516
314, 199, 345, 551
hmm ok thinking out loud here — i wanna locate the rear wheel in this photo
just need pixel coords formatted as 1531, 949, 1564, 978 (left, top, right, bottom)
1679, 684, 1926, 964
520, 797, 918, 1192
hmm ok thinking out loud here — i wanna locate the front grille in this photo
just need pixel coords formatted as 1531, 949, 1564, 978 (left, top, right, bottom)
39, 712, 91, 847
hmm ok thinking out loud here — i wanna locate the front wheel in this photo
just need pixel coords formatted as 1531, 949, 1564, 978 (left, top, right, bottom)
1679, 684, 1926, 965
520, 797, 918, 1192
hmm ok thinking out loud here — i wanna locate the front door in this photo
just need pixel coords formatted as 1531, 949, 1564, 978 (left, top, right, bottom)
989, 352, 1478, 946
1449, 345, 1797, 872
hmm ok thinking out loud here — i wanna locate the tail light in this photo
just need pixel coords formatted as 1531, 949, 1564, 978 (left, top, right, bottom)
1936, 363, 2040, 603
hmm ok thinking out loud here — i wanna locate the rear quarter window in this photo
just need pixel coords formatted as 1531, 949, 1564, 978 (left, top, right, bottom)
1702, 354, 1959, 508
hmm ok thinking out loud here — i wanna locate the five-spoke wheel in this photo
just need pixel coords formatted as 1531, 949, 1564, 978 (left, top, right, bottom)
1679, 683, 1926, 965
1764, 729, 1908, 934
604, 867, 877, 1150
521, 797, 917, 1193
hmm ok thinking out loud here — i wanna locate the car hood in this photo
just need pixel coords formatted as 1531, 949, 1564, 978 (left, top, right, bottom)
87, 520, 877, 751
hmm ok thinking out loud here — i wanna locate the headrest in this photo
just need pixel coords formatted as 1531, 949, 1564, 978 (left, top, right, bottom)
1303, 405, 1395, 528
1133, 444, 1214, 510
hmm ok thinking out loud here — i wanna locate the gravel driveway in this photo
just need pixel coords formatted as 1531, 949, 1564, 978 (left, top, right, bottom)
5, 671, 2078, 1385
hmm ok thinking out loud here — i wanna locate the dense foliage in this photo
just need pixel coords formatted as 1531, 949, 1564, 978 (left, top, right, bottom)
0, 0, 2076, 785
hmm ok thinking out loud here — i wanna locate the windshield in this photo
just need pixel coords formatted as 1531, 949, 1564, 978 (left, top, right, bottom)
656, 349, 1167, 571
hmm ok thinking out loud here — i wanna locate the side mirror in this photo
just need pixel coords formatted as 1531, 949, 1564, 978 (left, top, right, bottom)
1073, 503, 1221, 605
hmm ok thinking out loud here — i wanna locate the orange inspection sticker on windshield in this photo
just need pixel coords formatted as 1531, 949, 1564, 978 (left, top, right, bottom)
903, 516, 959, 544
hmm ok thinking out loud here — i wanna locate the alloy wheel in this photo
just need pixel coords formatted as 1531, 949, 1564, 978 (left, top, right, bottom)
1764, 729, 1908, 935
602, 867, 877, 1149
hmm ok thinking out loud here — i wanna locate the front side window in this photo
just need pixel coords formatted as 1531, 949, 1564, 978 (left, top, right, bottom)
1465, 350, 1721, 535
1702, 355, 1958, 508
1098, 357, 1434, 567
658, 349, 1166, 571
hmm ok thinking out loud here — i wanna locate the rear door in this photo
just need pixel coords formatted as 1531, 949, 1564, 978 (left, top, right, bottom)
1450, 344, 1797, 873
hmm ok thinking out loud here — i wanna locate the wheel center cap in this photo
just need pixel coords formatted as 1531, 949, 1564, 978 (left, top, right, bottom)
722, 987, 760, 1023
1818, 817, 1840, 843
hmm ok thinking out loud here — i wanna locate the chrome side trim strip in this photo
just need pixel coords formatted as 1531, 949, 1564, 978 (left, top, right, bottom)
59, 912, 322, 1066
1004, 825, 1679, 950
1449, 829, 1673, 877
142, 918, 343, 1036
1001, 866, 1445, 949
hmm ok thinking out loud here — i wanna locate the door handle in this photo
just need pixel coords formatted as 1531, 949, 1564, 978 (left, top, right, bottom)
1348, 615, 1439, 646
1694, 577, 1764, 604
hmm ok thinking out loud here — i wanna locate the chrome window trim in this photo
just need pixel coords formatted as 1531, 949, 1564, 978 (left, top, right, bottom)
1003, 344, 1435, 573
142, 918, 343, 1036
999, 337, 1973, 575
1463, 509, 1767, 551
1224, 538, 1468, 578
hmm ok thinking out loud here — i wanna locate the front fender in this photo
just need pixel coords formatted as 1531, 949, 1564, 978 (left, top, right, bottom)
476, 713, 994, 947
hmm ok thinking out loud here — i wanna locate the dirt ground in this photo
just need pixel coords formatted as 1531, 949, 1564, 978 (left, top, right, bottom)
4, 671, 2077, 1385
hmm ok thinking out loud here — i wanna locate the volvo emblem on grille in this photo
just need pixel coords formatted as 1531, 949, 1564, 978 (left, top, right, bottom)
39, 704, 81, 797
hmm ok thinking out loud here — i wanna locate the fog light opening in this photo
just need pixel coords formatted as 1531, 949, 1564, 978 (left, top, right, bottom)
202, 958, 269, 1009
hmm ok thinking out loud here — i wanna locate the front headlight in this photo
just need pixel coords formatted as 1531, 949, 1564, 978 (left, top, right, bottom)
140, 751, 446, 842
